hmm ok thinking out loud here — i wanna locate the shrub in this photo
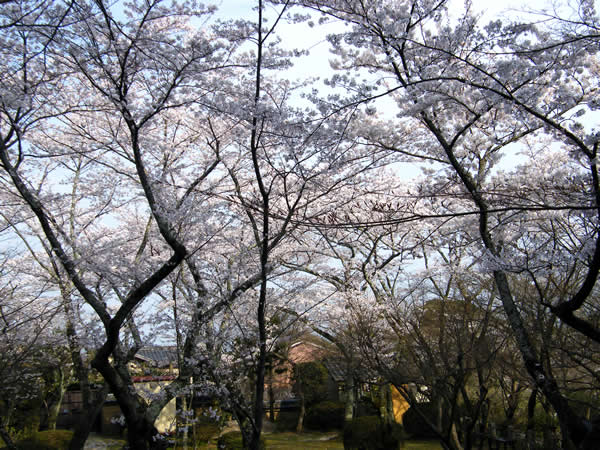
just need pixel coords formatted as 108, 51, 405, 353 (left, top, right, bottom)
402, 403, 439, 438
343, 416, 405, 450
217, 431, 266, 449
305, 401, 345, 431
6, 396, 43, 439
293, 362, 329, 407
14, 430, 74, 450
275, 411, 299, 431
356, 398, 379, 417
529, 406, 559, 433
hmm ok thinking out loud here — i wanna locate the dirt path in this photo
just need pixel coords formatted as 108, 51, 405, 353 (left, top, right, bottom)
84, 433, 126, 449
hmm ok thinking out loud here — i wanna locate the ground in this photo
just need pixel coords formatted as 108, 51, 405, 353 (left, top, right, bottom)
81, 431, 443, 449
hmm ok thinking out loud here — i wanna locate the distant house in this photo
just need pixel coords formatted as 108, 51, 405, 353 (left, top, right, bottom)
131, 346, 178, 373
268, 340, 332, 403
267, 338, 411, 424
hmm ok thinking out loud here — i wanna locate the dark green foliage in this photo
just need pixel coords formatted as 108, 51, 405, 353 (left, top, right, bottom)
293, 361, 329, 407
13, 430, 74, 449
356, 398, 379, 417
217, 431, 266, 449
343, 416, 405, 450
275, 411, 300, 431
305, 401, 345, 431
4, 396, 43, 439
402, 403, 439, 438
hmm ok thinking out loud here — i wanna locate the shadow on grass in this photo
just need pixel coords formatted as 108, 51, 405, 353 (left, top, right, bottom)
265, 432, 442, 450
75, 431, 442, 449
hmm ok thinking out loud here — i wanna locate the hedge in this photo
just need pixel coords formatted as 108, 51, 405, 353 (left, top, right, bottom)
305, 401, 345, 431
343, 416, 405, 450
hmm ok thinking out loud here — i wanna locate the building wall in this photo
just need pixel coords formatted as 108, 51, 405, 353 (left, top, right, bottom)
391, 385, 411, 424
269, 341, 330, 402
135, 381, 177, 434
99, 381, 177, 435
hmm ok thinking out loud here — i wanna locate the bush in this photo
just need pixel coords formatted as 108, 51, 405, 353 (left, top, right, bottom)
356, 398, 379, 417
275, 411, 299, 431
14, 430, 74, 450
305, 401, 345, 431
402, 403, 439, 438
217, 431, 266, 449
343, 416, 405, 450
6, 396, 43, 439
293, 362, 329, 407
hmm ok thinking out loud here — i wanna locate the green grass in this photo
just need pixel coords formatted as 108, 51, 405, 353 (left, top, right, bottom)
403, 439, 443, 450
266, 431, 343, 449
0, 430, 443, 450
187, 432, 441, 449
267, 433, 442, 449
0, 430, 74, 450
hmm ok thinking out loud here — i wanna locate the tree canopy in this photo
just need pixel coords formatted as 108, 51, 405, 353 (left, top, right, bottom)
0, 1, 599, 449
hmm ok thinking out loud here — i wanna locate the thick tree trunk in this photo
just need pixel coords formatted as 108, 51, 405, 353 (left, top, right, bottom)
296, 394, 305, 433
92, 355, 166, 450
379, 383, 392, 425
181, 395, 190, 450
127, 417, 167, 450
46, 400, 62, 431
236, 415, 255, 450
493, 271, 581, 448
344, 376, 355, 424
450, 422, 464, 450
525, 389, 538, 450
386, 385, 394, 425
45, 367, 66, 431
250, 279, 268, 450
68, 385, 108, 450
268, 368, 275, 423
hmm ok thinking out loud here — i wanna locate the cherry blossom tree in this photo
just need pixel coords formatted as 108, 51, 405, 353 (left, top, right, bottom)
3, 1, 600, 449
285, 0, 600, 447
0, 1, 386, 448
0, 248, 69, 449
0, 1, 256, 447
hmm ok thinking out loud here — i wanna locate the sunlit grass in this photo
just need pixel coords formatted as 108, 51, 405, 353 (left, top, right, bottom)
403, 439, 443, 450
266, 431, 343, 449
193, 432, 441, 449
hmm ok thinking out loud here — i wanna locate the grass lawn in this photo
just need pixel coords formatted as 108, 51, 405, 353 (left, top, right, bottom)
182, 432, 441, 449
265, 432, 442, 449
0, 431, 441, 449
403, 439, 443, 450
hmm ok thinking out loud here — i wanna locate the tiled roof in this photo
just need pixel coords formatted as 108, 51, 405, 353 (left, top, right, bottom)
322, 358, 347, 382
135, 346, 178, 368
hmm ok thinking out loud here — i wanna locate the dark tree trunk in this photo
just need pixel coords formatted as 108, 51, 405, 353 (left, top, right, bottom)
296, 393, 305, 433
68, 385, 108, 450
344, 375, 355, 424
91, 354, 166, 450
268, 367, 275, 423
44, 367, 67, 431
